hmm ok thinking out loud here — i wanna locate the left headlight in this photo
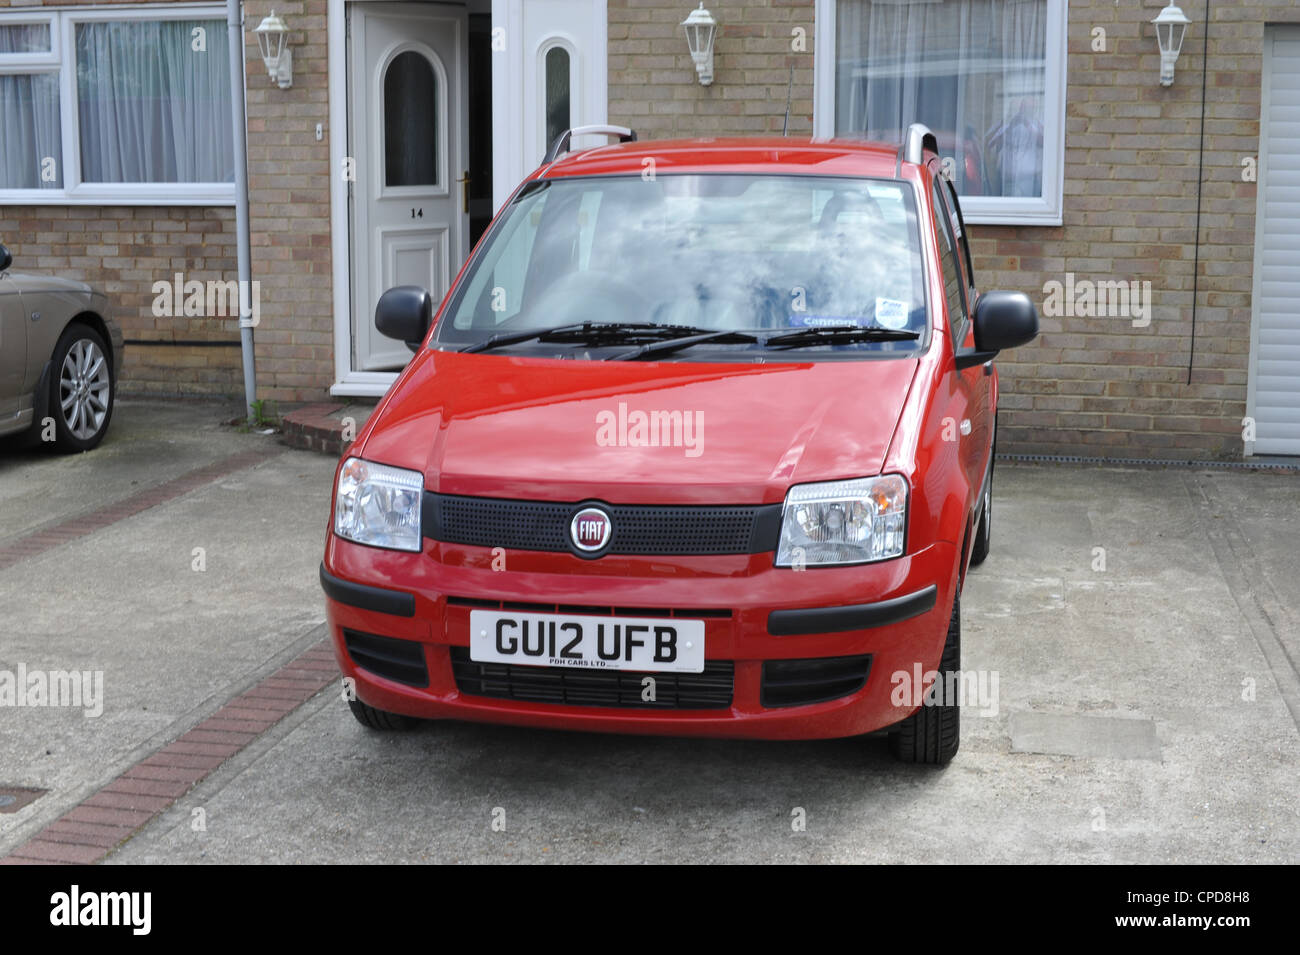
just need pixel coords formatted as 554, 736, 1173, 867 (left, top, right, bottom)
775, 475, 907, 567
333, 457, 423, 552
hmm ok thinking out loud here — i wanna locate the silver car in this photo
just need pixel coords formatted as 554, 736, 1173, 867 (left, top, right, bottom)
0, 243, 123, 451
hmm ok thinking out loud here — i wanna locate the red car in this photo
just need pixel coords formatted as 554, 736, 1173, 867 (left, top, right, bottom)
320, 124, 1037, 764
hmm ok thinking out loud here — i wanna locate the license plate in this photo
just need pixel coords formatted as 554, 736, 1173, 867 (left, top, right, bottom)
469, 610, 705, 673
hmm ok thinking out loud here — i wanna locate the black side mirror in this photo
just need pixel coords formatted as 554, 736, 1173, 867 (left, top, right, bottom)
955, 290, 1039, 370
0, 244, 11, 272
375, 285, 434, 351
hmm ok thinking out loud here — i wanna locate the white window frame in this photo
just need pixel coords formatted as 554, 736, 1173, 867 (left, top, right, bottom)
0, 13, 59, 67
0, 4, 235, 206
813, 0, 1067, 226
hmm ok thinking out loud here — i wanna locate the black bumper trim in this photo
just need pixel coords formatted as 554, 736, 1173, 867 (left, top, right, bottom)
319, 563, 415, 617
767, 584, 938, 636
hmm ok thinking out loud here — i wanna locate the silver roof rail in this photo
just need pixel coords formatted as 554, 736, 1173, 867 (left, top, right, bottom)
902, 123, 937, 166
542, 125, 638, 165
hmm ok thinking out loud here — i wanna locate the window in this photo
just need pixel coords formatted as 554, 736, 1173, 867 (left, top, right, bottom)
536, 39, 577, 160
0, 6, 233, 204
384, 51, 438, 187
932, 179, 968, 340
941, 176, 976, 300
544, 46, 571, 152
815, 0, 1066, 225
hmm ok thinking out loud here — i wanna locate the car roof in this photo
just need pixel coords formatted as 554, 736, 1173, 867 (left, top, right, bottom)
537, 137, 916, 181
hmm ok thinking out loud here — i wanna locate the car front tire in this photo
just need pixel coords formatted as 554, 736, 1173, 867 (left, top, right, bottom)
348, 697, 417, 731
50, 322, 115, 453
888, 591, 961, 765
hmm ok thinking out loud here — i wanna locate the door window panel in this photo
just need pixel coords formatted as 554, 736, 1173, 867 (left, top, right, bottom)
384, 51, 438, 187
544, 46, 570, 152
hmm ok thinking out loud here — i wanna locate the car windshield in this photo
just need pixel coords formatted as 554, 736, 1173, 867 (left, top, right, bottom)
434, 174, 927, 358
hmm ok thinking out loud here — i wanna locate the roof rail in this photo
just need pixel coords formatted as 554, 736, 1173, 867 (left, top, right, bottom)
901, 123, 937, 166
542, 125, 638, 165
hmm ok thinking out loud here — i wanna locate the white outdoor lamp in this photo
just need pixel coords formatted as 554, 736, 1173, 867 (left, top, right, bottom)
681, 4, 718, 87
254, 10, 293, 89
1151, 3, 1191, 87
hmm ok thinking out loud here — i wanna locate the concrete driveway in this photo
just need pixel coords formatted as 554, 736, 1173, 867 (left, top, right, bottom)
1, 400, 1297, 863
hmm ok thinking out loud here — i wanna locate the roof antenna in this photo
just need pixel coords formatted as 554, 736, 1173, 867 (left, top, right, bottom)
781, 66, 793, 136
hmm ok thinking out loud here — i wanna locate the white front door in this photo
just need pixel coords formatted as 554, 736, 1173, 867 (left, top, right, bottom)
490, 0, 608, 211
349, 2, 468, 371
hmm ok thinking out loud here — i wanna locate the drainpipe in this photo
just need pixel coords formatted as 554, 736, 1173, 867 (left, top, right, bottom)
1187, 0, 1210, 386
227, 0, 257, 422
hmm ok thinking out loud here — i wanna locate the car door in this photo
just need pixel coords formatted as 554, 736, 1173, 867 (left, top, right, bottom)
929, 174, 989, 528
0, 269, 28, 422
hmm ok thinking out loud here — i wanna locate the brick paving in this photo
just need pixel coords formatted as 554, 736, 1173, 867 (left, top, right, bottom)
0, 447, 279, 573
0, 642, 338, 864
0, 441, 341, 864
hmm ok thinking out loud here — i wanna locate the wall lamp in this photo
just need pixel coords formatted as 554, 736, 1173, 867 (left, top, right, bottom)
1152, 3, 1191, 87
255, 10, 293, 89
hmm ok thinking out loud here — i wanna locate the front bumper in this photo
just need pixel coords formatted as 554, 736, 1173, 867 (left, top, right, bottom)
322, 536, 960, 741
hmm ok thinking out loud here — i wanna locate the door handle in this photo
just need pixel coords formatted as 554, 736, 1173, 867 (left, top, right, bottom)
456, 170, 471, 214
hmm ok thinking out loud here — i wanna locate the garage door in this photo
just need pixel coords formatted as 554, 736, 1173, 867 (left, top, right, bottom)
1249, 26, 1300, 455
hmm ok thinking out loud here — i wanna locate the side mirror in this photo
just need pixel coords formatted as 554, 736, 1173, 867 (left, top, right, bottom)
375, 285, 433, 351
0, 244, 12, 272
955, 290, 1039, 370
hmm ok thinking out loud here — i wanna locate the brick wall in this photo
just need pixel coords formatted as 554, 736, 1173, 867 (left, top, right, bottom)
6, 0, 1299, 456
609, 0, 1299, 460
981, 0, 1297, 459
0, 0, 243, 398
608, 0, 816, 138
0, 0, 335, 405
242, 0, 334, 404
0, 204, 242, 395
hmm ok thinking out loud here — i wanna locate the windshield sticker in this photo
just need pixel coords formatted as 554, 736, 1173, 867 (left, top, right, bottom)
874, 298, 910, 330
787, 314, 861, 328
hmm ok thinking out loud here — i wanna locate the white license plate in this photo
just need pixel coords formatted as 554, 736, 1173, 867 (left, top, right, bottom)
469, 610, 705, 673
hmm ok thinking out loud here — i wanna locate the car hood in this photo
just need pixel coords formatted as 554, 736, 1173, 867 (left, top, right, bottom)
359, 350, 918, 505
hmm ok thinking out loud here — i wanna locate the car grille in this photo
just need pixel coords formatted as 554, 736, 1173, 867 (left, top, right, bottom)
343, 629, 429, 687
761, 655, 872, 708
449, 647, 734, 709
424, 492, 781, 555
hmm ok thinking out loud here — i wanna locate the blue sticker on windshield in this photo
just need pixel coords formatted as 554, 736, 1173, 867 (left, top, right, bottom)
787, 314, 861, 328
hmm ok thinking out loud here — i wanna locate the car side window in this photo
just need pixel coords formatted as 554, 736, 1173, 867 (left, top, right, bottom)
942, 177, 976, 303
931, 179, 968, 343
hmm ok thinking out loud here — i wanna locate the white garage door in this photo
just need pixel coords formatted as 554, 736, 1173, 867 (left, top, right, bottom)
1249, 26, 1300, 455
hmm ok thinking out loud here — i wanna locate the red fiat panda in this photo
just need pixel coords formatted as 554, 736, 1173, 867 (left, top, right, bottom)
321, 125, 1037, 764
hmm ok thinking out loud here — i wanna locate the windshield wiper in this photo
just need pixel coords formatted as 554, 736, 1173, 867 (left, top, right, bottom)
461, 322, 713, 355
763, 325, 920, 350
612, 329, 761, 361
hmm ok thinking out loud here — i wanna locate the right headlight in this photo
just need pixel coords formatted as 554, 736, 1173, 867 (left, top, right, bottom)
775, 475, 907, 567
333, 457, 423, 552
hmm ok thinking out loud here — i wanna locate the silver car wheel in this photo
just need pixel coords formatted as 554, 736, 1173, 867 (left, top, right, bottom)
59, 338, 110, 441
